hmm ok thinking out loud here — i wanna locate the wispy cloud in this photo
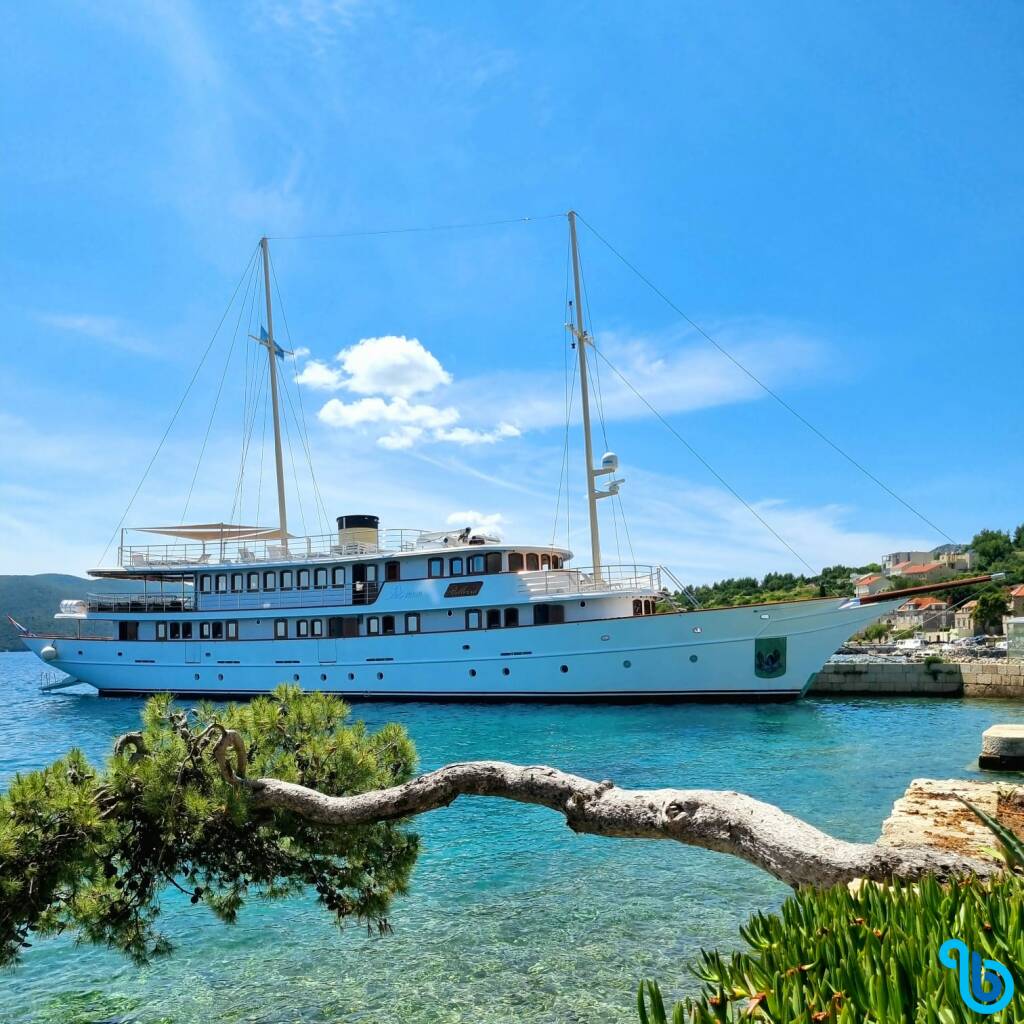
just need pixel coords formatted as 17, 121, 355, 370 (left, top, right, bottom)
37, 313, 159, 356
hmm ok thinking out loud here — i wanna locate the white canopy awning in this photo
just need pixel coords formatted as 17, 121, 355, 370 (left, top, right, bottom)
134, 523, 291, 542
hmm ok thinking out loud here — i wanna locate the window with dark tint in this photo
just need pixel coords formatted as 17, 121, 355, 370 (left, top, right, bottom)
507, 552, 524, 572
385, 561, 400, 582
263, 571, 277, 591
247, 572, 260, 591
540, 554, 550, 570
212, 622, 224, 640
405, 612, 420, 633
297, 570, 310, 590
231, 573, 244, 592
118, 620, 139, 641
486, 552, 502, 574
449, 556, 464, 576
314, 568, 328, 589
428, 557, 444, 578
331, 566, 345, 587
226, 621, 238, 640
274, 619, 287, 639
169, 622, 181, 640
551, 556, 561, 569
633, 599, 642, 616
182, 622, 193, 640
486, 608, 501, 629
533, 604, 565, 625
381, 615, 396, 635
466, 609, 482, 629
328, 616, 359, 638
504, 607, 519, 627
526, 553, 539, 571
468, 554, 486, 575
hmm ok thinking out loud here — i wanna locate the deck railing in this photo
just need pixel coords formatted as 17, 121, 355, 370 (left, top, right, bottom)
118, 529, 429, 569
518, 565, 662, 597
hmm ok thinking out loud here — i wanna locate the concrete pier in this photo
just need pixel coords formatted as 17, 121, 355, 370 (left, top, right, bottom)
980, 725, 1024, 771
810, 660, 1024, 698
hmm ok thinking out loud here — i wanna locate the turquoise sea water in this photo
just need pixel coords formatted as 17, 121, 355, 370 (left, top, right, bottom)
3, 650, 1024, 1023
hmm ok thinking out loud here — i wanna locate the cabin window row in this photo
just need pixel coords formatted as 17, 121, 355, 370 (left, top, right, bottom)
198, 565, 374, 594
155, 620, 238, 640
426, 552, 562, 578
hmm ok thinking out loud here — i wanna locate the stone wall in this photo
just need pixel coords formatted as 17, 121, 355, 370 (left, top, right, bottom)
809, 660, 1024, 698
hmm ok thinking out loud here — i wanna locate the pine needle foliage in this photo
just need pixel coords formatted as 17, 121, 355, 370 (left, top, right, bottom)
0, 686, 419, 968
639, 873, 1024, 1023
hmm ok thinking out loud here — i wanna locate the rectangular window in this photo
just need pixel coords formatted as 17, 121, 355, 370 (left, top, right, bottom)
200, 574, 212, 593
297, 569, 310, 590
428, 557, 444, 578
156, 621, 167, 640
365, 564, 378, 582
533, 604, 565, 625
486, 608, 502, 629
507, 553, 524, 572
231, 573, 244, 593
297, 619, 309, 638
405, 612, 420, 633
212, 621, 224, 640
314, 568, 328, 589
504, 607, 519, 628
280, 570, 294, 590
526, 553, 539, 571
331, 566, 345, 587
201, 621, 212, 640
382, 615, 395, 635
449, 557, 464, 576
367, 616, 380, 635
226, 621, 238, 641
247, 572, 260, 591
263, 571, 277, 591
385, 561, 400, 582
118, 620, 139, 641
540, 554, 550, 570
215, 574, 228, 593
181, 621, 193, 640
169, 621, 181, 640
486, 552, 502, 574
311, 618, 324, 637
468, 554, 486, 575
466, 609, 482, 630
328, 616, 359, 638
274, 619, 287, 639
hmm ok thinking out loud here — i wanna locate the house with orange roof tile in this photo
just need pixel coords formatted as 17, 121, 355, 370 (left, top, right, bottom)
854, 573, 893, 599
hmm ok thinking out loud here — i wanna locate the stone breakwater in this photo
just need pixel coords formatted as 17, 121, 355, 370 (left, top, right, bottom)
810, 661, 1024, 698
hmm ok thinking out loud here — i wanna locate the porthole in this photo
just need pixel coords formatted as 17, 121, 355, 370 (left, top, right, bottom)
560, 664, 569, 673
194, 673, 200, 681
692, 626, 703, 634
78, 650, 83, 655
377, 672, 384, 680
320, 673, 327, 682
293, 673, 300, 681
347, 672, 355, 681
689, 654, 698, 663
447, 610, 454, 617
760, 613, 770, 620
217, 673, 223, 681
623, 660, 632, 668
502, 667, 510, 676
580, 600, 587, 607
469, 669, 477, 678
600, 634, 610, 641
462, 644, 471, 651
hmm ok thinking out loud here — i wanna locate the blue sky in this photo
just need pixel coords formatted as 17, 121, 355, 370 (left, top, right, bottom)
2, 1, 1021, 580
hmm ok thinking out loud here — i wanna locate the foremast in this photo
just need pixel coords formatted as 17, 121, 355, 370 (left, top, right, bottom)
259, 236, 289, 551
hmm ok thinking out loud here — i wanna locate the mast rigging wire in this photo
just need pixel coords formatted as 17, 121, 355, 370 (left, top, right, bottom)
575, 213, 955, 545
267, 213, 565, 242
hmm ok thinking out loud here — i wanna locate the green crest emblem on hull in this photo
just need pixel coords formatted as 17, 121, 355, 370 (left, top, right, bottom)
755, 637, 787, 678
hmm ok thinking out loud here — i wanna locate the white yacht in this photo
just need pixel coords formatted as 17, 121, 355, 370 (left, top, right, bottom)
17, 215, 905, 700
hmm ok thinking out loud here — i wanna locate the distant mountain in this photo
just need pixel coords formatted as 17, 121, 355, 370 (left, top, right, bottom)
0, 574, 141, 652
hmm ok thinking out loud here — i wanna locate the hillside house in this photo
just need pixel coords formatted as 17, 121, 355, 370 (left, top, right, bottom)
855, 574, 894, 599
893, 596, 953, 633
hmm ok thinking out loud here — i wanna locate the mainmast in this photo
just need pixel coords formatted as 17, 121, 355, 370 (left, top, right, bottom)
260, 236, 289, 549
568, 211, 622, 578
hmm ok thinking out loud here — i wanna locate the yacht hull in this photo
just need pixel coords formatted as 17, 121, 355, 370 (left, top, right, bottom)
22, 596, 897, 702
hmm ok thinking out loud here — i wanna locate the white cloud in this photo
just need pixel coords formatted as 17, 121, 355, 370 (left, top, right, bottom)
446, 510, 506, 536
296, 359, 345, 389
337, 335, 452, 398
37, 313, 158, 356
318, 396, 460, 430
378, 426, 424, 450
433, 423, 521, 445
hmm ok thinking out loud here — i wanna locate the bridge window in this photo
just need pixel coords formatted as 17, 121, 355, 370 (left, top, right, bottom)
541, 554, 550, 570
181, 622, 193, 640
468, 554, 486, 575
504, 607, 519, 627
385, 561, 400, 582
199, 574, 212, 593
382, 615, 396, 635
247, 572, 260, 592
526, 553, 539, 571
212, 622, 224, 640
274, 619, 287, 639
486, 608, 502, 629
263, 571, 277, 591
280, 570, 294, 591
297, 619, 309, 638
226, 621, 238, 641
169, 622, 181, 640
405, 612, 420, 633
466, 609, 482, 630
314, 568, 328, 589
551, 556, 561, 569
311, 618, 324, 637
428, 557, 444, 578
231, 573, 244, 593
216, 574, 228, 593
297, 569, 310, 590
449, 556, 464, 576
486, 552, 502, 574
533, 604, 564, 625
156, 622, 167, 640
331, 566, 345, 587
508, 552, 524, 572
